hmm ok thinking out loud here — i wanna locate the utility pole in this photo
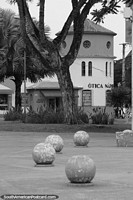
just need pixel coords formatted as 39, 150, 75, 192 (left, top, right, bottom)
119, 43, 127, 86
131, 6, 133, 130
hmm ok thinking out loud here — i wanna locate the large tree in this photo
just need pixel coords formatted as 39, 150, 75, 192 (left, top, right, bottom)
8, 0, 132, 124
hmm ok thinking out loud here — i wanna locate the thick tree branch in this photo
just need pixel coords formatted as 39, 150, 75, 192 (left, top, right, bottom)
16, 0, 27, 42
16, 0, 57, 72
39, 0, 46, 40
72, 0, 78, 8
63, 0, 95, 66
53, 0, 87, 47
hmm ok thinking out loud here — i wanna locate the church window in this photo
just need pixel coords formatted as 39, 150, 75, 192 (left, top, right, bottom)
88, 61, 92, 76
106, 41, 111, 49
81, 61, 86, 76
83, 40, 91, 48
105, 62, 108, 76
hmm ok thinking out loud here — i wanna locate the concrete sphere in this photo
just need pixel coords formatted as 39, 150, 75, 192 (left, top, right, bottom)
45, 135, 64, 152
65, 155, 96, 183
32, 143, 56, 164
73, 131, 89, 146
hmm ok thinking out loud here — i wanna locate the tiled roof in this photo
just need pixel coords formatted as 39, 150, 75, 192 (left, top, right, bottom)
27, 81, 82, 90
56, 19, 116, 36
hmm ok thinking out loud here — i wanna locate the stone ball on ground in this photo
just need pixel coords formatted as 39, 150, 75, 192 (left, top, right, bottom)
73, 131, 90, 146
65, 155, 96, 183
45, 134, 64, 152
32, 143, 56, 165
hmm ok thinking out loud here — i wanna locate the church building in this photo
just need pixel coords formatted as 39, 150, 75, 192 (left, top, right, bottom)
27, 19, 117, 113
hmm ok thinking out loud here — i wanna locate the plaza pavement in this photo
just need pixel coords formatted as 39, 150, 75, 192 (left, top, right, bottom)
0, 130, 133, 200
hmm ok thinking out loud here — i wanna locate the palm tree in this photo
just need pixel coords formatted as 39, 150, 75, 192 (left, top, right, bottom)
0, 8, 53, 111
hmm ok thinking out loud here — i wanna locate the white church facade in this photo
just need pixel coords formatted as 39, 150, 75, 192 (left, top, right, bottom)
27, 19, 116, 112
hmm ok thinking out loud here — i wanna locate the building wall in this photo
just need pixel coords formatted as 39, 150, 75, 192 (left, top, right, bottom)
1, 78, 15, 107
70, 57, 114, 106
27, 89, 81, 112
60, 34, 114, 58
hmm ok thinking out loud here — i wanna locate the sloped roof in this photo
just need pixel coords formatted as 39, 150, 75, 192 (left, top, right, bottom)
27, 81, 60, 90
27, 81, 82, 90
0, 84, 13, 94
56, 19, 116, 36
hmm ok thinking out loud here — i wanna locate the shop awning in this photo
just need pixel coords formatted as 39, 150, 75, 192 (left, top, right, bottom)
0, 84, 13, 94
40, 90, 62, 97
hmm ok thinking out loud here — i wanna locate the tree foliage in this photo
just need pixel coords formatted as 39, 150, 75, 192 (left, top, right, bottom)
0, 8, 52, 110
110, 86, 131, 108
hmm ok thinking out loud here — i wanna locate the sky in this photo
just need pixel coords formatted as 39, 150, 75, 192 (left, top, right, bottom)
1, 0, 132, 60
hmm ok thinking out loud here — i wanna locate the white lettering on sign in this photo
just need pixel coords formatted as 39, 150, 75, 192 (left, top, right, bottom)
88, 83, 113, 89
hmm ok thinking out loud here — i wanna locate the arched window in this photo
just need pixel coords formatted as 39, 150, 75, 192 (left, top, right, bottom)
81, 61, 86, 76
88, 61, 92, 76
105, 62, 108, 76
109, 62, 111, 77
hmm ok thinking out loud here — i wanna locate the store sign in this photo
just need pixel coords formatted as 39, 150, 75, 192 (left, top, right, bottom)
88, 83, 113, 89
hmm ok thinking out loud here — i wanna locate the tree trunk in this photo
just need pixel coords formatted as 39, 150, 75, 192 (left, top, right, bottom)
56, 65, 78, 124
15, 78, 22, 111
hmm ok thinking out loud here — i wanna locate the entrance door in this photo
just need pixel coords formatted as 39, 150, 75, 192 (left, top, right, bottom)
49, 98, 55, 111
48, 97, 62, 111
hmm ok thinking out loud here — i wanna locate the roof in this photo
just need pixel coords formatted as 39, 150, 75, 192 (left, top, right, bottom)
56, 19, 116, 36
0, 84, 13, 94
27, 81, 83, 90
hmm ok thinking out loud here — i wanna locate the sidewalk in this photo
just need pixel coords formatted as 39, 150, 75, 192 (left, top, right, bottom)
0, 131, 133, 199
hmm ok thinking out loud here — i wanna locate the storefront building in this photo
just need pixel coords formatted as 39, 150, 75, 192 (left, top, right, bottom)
27, 81, 82, 112
0, 84, 13, 114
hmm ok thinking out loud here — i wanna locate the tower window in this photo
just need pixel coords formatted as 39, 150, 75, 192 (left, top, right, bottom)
105, 62, 108, 76
83, 40, 91, 48
106, 41, 111, 49
88, 61, 92, 76
110, 62, 111, 77
81, 61, 86, 76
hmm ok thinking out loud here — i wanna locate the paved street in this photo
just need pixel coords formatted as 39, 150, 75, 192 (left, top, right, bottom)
0, 131, 133, 200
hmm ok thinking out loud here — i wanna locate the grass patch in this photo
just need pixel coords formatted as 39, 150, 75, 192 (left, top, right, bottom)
0, 118, 131, 133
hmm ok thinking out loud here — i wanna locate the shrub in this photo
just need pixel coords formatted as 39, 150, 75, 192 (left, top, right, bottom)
26, 107, 89, 124
91, 107, 114, 125
26, 107, 65, 124
77, 108, 89, 123
3, 107, 24, 121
